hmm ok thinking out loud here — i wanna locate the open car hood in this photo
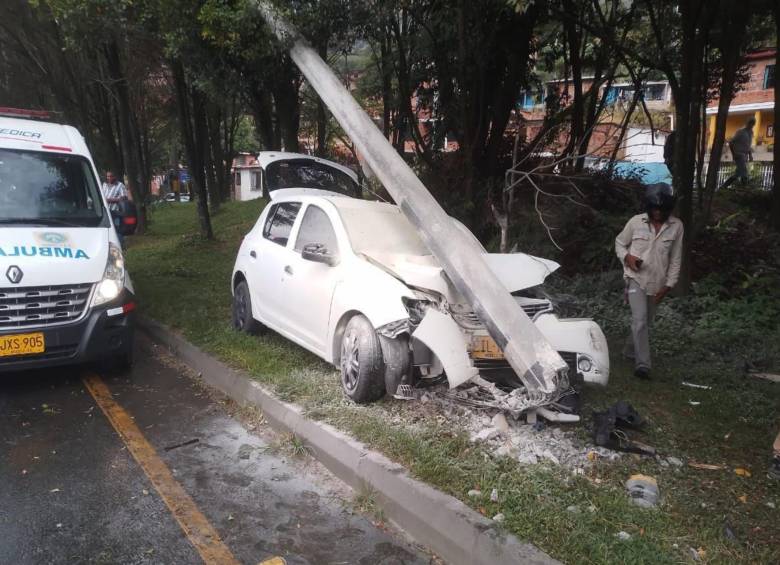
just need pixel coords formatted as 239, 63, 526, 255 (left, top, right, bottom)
365, 252, 559, 299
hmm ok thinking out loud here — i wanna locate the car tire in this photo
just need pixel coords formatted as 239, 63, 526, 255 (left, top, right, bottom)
340, 315, 386, 403
232, 280, 263, 335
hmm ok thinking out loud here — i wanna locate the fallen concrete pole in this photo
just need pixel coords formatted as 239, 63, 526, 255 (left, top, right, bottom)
253, 2, 568, 394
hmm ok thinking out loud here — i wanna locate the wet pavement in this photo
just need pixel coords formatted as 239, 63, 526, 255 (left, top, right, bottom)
0, 336, 430, 564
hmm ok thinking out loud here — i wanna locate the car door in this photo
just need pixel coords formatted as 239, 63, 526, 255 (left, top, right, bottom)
279, 203, 343, 354
246, 201, 302, 328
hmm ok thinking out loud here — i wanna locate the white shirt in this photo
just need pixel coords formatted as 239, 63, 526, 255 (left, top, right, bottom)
101, 181, 128, 210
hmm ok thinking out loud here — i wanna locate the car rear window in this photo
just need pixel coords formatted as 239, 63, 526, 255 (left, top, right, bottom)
265, 159, 360, 197
0, 148, 105, 227
262, 202, 301, 246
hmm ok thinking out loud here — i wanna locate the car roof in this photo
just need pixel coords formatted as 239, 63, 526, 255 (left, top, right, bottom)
0, 116, 92, 158
256, 151, 359, 182
272, 192, 398, 214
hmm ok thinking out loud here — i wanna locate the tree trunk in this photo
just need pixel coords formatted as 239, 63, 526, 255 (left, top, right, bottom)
315, 43, 328, 156
273, 56, 300, 152
772, 4, 780, 230
172, 59, 213, 240
103, 39, 147, 234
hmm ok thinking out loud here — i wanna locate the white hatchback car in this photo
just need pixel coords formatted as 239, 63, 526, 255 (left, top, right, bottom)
231, 190, 609, 403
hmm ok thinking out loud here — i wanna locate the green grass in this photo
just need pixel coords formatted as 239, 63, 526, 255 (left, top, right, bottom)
127, 201, 780, 564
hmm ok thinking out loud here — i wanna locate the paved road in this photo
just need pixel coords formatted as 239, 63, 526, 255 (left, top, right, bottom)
0, 336, 430, 565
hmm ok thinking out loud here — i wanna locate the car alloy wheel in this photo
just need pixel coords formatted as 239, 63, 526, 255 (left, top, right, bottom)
340, 329, 360, 392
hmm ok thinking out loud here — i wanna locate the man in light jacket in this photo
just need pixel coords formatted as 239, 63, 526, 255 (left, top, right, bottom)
615, 183, 684, 380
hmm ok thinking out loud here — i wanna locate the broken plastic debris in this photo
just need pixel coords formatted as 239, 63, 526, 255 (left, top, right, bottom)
492, 513, 505, 523
681, 381, 712, 390
748, 372, 780, 383
734, 468, 752, 477
615, 531, 632, 541
625, 474, 659, 508
688, 462, 725, 471
393, 384, 416, 401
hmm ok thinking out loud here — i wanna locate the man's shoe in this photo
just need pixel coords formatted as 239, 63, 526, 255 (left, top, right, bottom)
769, 456, 780, 480
634, 366, 651, 380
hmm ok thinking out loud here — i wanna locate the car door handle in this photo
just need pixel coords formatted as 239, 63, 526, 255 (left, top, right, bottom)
284, 265, 293, 275
250, 250, 257, 259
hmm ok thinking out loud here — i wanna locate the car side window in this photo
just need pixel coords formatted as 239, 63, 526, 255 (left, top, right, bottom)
262, 202, 301, 246
294, 205, 339, 255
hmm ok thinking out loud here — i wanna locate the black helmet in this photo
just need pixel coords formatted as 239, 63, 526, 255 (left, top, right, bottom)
644, 182, 676, 214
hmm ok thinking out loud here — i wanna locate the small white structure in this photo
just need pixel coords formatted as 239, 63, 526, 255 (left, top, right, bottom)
232, 151, 360, 201
622, 127, 667, 163
232, 153, 263, 201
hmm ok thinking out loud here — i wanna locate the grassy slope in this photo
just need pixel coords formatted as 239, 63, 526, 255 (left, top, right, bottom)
127, 201, 779, 565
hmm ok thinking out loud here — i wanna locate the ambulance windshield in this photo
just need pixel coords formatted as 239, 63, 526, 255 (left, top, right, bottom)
0, 148, 105, 227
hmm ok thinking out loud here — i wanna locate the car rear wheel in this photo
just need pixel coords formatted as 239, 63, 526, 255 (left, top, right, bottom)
232, 280, 263, 335
340, 315, 386, 403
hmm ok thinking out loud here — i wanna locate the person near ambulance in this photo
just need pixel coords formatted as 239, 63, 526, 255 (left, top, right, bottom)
615, 183, 684, 380
101, 170, 131, 245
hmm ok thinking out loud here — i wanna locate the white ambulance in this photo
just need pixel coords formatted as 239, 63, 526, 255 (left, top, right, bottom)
0, 109, 136, 371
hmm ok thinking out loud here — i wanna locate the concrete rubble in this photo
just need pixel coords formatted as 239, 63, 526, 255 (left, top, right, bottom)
417, 386, 621, 470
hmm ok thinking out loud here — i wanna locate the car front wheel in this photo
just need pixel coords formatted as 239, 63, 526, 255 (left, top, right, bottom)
340, 315, 386, 403
232, 280, 263, 334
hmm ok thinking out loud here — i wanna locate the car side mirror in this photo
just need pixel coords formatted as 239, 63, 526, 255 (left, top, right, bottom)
111, 200, 138, 236
301, 243, 338, 266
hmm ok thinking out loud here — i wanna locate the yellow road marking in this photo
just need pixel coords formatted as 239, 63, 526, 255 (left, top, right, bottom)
83, 373, 240, 565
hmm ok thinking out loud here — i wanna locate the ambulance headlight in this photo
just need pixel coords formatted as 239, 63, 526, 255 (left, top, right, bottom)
92, 243, 125, 307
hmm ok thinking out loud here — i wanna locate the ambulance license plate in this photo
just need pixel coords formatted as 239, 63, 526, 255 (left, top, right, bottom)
0, 332, 45, 357
469, 335, 504, 360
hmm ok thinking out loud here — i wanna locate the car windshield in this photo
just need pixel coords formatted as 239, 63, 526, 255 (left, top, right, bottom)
0, 148, 105, 227
265, 159, 360, 197
338, 205, 432, 257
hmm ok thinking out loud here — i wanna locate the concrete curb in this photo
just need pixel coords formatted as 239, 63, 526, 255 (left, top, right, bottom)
139, 316, 560, 565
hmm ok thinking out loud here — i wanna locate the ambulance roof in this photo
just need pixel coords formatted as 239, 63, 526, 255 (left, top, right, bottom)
0, 116, 92, 158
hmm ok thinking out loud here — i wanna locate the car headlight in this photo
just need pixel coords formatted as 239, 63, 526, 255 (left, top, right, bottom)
577, 355, 593, 373
92, 242, 125, 307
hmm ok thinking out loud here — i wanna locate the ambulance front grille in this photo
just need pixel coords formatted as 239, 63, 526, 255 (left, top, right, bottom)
0, 284, 93, 330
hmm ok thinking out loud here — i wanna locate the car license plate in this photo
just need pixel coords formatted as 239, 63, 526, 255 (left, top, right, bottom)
469, 335, 504, 360
0, 332, 45, 357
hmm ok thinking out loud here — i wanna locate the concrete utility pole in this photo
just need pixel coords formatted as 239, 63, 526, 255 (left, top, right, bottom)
253, 1, 568, 394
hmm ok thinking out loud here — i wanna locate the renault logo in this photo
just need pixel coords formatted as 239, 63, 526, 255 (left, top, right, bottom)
6, 265, 23, 284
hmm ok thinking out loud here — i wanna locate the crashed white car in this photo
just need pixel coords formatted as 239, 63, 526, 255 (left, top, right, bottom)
231, 190, 609, 403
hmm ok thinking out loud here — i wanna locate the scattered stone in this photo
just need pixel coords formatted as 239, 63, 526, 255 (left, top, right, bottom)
470, 427, 500, 442
517, 453, 538, 465
238, 444, 254, 460
491, 413, 510, 434
766, 501, 776, 509
492, 513, 505, 523
490, 488, 499, 503
615, 531, 632, 541
667, 456, 684, 467
541, 450, 560, 465
566, 505, 580, 514
467, 489, 482, 499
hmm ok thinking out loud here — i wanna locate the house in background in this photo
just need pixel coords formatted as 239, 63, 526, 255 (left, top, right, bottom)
232, 153, 263, 201
706, 49, 775, 162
